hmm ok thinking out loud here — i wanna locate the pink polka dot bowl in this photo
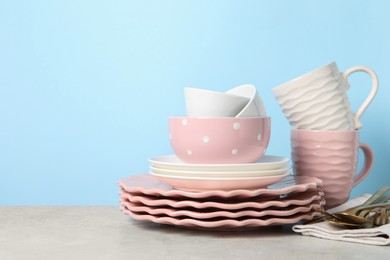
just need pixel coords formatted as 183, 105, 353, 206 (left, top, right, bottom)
169, 117, 271, 164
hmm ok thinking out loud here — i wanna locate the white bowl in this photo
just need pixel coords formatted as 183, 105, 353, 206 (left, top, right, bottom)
185, 87, 250, 117
226, 84, 266, 117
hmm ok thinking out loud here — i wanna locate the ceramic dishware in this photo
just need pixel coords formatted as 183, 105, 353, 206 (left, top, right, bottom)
149, 166, 290, 178
150, 172, 289, 191
121, 207, 321, 230
290, 128, 374, 208
118, 174, 323, 199
118, 174, 324, 230
120, 188, 323, 210
169, 117, 271, 164
272, 62, 378, 130
185, 87, 250, 117
148, 155, 290, 172
226, 84, 267, 117
122, 199, 322, 219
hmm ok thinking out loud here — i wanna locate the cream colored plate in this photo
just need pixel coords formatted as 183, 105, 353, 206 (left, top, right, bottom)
149, 155, 290, 172
150, 166, 290, 178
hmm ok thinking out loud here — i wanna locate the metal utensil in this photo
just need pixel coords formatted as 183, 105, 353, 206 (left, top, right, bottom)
372, 209, 390, 226
304, 187, 390, 227
333, 202, 390, 224
325, 218, 370, 228
331, 186, 390, 223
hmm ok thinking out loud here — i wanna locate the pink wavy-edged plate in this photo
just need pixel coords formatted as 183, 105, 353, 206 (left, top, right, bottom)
118, 174, 323, 199
121, 198, 325, 219
120, 190, 324, 210
120, 206, 321, 229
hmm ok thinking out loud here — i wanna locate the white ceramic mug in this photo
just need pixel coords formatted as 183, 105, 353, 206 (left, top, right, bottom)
272, 62, 378, 130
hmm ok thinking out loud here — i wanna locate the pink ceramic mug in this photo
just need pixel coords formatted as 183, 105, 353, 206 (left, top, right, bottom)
290, 129, 373, 209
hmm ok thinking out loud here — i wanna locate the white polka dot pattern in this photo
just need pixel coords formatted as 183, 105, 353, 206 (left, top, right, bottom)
169, 117, 271, 164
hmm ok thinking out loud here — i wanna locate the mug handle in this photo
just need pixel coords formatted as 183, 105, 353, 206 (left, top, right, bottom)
352, 143, 374, 187
342, 66, 379, 129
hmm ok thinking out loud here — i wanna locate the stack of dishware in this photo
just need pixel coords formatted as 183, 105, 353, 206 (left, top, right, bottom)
119, 174, 325, 230
272, 62, 379, 208
148, 155, 291, 191
153, 84, 286, 190
119, 84, 326, 230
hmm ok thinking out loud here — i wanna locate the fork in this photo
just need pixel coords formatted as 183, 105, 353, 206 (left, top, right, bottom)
372, 209, 390, 226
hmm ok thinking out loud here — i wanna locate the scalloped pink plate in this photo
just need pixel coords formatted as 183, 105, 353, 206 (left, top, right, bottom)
120, 189, 324, 210
120, 206, 321, 230
118, 174, 323, 199
121, 198, 325, 219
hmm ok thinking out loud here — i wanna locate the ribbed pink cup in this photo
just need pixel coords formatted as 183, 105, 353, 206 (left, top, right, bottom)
291, 129, 373, 209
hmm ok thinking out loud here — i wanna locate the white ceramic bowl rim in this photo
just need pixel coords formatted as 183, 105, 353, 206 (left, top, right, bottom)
185, 87, 252, 99
226, 84, 257, 99
225, 84, 257, 96
169, 116, 271, 119
226, 84, 258, 117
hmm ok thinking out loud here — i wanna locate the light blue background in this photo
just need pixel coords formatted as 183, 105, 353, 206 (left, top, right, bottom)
1, 0, 389, 205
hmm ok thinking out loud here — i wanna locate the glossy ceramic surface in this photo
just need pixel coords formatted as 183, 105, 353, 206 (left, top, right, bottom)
185, 87, 250, 117
149, 165, 290, 178
121, 200, 325, 219
150, 172, 290, 191
120, 207, 321, 230
169, 117, 271, 164
291, 129, 373, 208
226, 84, 266, 117
119, 174, 325, 230
272, 62, 378, 130
118, 174, 323, 199
148, 155, 290, 172
120, 190, 324, 210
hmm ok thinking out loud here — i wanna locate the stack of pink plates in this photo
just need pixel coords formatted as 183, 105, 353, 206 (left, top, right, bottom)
119, 174, 325, 231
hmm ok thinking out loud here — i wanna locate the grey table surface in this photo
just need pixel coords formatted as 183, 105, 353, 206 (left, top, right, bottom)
0, 206, 389, 260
